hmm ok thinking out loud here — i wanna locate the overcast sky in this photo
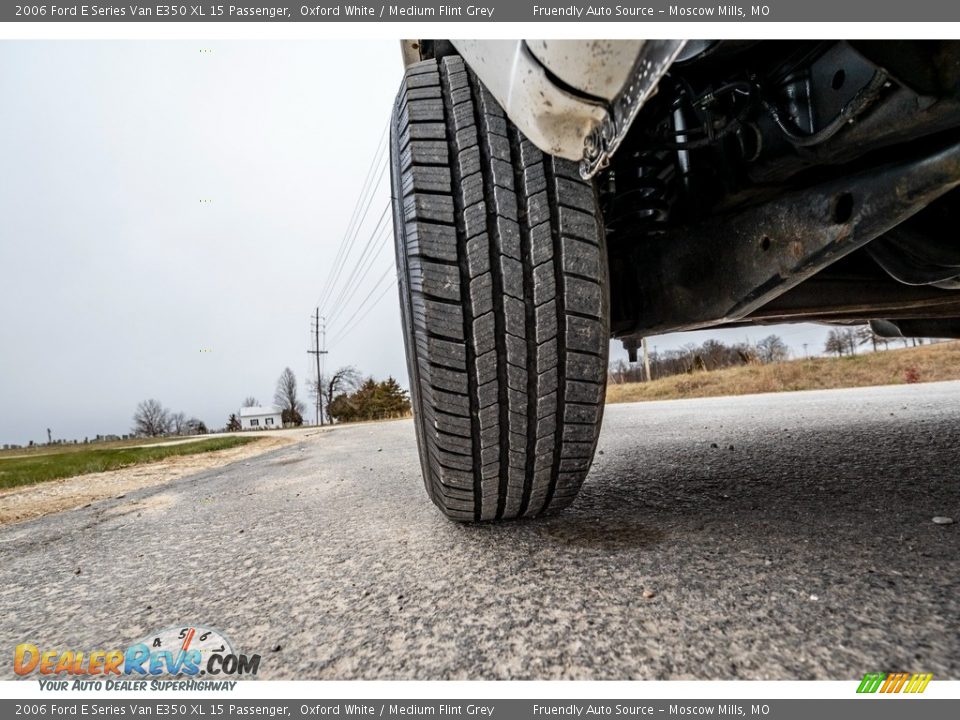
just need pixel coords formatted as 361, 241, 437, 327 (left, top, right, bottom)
0, 40, 830, 446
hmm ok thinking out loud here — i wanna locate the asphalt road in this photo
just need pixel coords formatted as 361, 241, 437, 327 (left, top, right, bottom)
1, 382, 958, 680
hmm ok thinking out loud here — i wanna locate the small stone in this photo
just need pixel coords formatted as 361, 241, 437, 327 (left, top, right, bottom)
598, 450, 604, 455
809, 594, 819, 601
728, 445, 735, 451
239, 529, 245, 534
74, 568, 81, 575
115, 494, 125, 499
642, 590, 656, 599
273, 644, 282, 652
932, 516, 954, 525
710, 443, 719, 449
378, 448, 382, 452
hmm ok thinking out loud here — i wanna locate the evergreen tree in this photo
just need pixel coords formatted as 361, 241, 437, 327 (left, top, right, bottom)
329, 377, 411, 423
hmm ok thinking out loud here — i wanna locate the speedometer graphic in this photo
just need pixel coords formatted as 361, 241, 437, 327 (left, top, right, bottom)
131, 624, 236, 677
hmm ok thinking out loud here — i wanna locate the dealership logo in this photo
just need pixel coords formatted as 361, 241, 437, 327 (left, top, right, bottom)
857, 672, 933, 694
14, 625, 260, 678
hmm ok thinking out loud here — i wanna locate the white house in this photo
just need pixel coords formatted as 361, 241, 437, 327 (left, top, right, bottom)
238, 406, 282, 431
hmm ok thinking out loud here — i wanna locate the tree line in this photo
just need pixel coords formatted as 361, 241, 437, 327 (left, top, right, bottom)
611, 324, 938, 384
135, 364, 411, 437
610, 334, 791, 384
132, 399, 208, 437
822, 326, 926, 356
222, 365, 411, 432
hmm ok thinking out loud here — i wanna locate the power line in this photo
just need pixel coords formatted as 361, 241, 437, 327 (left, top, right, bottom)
329, 263, 394, 335
328, 277, 398, 347
307, 119, 396, 382
324, 203, 392, 326
319, 124, 386, 298
327, 264, 395, 342
317, 159, 387, 317
321, 165, 388, 319
318, 164, 387, 321
324, 223, 391, 329
317, 129, 388, 318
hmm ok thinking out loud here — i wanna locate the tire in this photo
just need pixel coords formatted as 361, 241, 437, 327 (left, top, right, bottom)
391, 55, 609, 522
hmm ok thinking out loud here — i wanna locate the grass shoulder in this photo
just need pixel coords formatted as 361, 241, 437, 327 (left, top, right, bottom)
0, 436, 259, 489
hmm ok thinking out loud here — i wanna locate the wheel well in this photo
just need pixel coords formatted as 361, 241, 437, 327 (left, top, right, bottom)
413, 40, 458, 63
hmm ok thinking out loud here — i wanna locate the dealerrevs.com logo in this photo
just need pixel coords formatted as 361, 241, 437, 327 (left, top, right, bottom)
15, 625, 260, 690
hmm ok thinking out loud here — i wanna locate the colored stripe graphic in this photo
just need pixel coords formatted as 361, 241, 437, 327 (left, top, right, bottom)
882, 672, 908, 693
857, 673, 885, 693
906, 673, 933, 693
857, 672, 932, 694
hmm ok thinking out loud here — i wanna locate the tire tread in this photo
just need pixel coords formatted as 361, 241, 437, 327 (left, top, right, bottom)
392, 56, 608, 521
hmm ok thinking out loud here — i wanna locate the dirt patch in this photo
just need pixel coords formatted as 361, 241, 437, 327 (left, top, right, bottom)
0, 435, 297, 526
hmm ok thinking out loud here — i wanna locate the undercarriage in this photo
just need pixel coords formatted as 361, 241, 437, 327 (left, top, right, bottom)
601, 40, 960, 345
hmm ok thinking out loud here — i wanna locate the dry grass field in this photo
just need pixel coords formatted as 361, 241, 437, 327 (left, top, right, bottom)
607, 341, 960, 404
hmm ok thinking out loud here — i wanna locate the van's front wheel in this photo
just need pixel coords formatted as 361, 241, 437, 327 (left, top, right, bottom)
391, 55, 609, 521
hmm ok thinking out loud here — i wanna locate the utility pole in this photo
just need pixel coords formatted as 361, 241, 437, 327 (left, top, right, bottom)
641, 337, 651, 383
308, 308, 328, 426
802, 343, 809, 359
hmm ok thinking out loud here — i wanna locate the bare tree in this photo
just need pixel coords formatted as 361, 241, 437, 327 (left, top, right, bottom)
843, 327, 859, 355
855, 324, 890, 352
241, 396, 259, 407
310, 366, 362, 423
608, 359, 628, 385
132, 399, 172, 437
824, 329, 846, 357
699, 339, 729, 370
756, 334, 790, 364
319, 365, 363, 421
170, 411, 187, 435
274, 367, 306, 426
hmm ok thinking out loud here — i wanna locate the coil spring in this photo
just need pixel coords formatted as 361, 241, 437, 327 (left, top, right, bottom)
634, 150, 671, 223
608, 149, 671, 229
